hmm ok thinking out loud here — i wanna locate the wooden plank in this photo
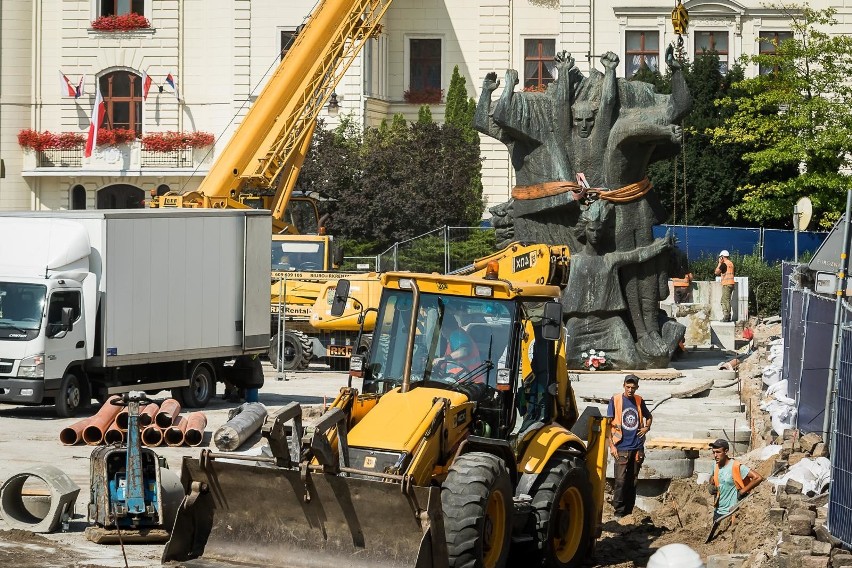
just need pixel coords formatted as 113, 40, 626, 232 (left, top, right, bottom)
646, 437, 715, 450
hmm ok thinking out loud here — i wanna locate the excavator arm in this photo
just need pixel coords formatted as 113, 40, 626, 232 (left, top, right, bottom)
156, 0, 396, 234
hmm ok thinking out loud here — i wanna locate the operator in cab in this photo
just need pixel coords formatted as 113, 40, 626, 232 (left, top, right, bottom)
434, 316, 480, 375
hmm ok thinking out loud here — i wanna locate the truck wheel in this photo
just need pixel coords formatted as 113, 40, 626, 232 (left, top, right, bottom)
269, 331, 313, 371
56, 372, 87, 418
357, 334, 373, 355
181, 364, 215, 408
442, 452, 512, 568
529, 458, 593, 568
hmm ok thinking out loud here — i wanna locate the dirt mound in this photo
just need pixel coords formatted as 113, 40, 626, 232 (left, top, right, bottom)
0, 529, 76, 568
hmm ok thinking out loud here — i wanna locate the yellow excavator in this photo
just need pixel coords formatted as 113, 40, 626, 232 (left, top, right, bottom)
299, 242, 571, 370
162, 266, 608, 568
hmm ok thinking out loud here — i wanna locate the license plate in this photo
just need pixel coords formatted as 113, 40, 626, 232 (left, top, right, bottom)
328, 345, 352, 357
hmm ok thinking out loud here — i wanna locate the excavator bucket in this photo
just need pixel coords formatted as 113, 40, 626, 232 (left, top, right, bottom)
162, 456, 447, 568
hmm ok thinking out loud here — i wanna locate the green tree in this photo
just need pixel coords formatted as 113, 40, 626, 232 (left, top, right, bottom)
443, 65, 484, 223
417, 105, 433, 124
711, 4, 852, 228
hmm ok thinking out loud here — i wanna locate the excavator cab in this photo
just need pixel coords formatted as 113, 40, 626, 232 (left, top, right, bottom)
163, 272, 607, 568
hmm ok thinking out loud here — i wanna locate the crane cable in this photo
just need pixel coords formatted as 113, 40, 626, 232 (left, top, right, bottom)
670, 0, 690, 257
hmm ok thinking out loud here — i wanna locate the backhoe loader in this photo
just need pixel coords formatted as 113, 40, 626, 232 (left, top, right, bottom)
163, 267, 608, 568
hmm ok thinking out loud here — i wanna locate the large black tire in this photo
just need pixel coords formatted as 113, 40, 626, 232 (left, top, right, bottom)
56, 372, 88, 418
269, 331, 313, 371
528, 458, 593, 568
442, 452, 513, 568
180, 363, 215, 408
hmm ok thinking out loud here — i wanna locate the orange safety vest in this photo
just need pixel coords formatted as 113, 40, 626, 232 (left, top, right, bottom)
672, 273, 693, 288
713, 459, 745, 490
719, 259, 735, 286
610, 394, 644, 445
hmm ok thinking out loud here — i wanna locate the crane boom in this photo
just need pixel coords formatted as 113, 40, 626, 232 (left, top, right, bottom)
157, 0, 395, 234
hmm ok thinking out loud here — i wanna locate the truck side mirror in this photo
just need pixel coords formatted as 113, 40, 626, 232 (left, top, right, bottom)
541, 301, 563, 341
330, 279, 350, 317
332, 245, 344, 268
61, 307, 73, 332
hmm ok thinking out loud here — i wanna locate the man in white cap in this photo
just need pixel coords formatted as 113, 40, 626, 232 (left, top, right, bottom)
647, 543, 705, 568
714, 250, 735, 322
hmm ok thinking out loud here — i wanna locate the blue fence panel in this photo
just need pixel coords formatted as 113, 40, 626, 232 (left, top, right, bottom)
654, 225, 760, 260
829, 324, 852, 547
764, 229, 829, 262
797, 293, 835, 433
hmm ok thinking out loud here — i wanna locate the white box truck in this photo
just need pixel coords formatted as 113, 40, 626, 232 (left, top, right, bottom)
0, 209, 271, 416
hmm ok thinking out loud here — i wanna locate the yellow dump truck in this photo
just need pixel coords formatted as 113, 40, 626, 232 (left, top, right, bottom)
163, 267, 607, 568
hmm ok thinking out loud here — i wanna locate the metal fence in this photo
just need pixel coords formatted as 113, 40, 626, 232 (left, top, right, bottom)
141, 148, 193, 168
830, 324, 852, 547
37, 148, 82, 167
781, 265, 852, 546
374, 226, 496, 274
650, 224, 827, 262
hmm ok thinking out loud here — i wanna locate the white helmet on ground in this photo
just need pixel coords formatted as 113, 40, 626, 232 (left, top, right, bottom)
647, 544, 705, 568
719, 250, 730, 257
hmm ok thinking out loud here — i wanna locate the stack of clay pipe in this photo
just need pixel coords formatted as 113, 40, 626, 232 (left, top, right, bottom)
59, 396, 207, 447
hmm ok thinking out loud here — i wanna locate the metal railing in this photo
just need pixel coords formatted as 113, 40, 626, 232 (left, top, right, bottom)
374, 226, 496, 274
37, 148, 82, 167
141, 148, 194, 168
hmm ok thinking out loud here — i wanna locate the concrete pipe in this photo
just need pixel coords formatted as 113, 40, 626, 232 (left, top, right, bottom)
103, 419, 125, 445
165, 415, 188, 447
59, 417, 91, 446
82, 395, 122, 445
0, 465, 81, 533
140, 403, 159, 427
155, 398, 181, 428
214, 402, 267, 451
142, 425, 164, 447
183, 412, 207, 447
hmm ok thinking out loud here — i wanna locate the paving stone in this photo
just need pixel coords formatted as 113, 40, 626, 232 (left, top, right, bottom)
706, 554, 749, 568
786, 479, 805, 494
812, 541, 833, 556
789, 513, 816, 536
801, 556, 830, 568
813, 442, 829, 458
800, 432, 823, 453
769, 507, 787, 524
815, 524, 841, 546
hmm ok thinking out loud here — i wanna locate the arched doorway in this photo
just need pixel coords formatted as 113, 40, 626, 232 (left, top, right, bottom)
97, 184, 145, 209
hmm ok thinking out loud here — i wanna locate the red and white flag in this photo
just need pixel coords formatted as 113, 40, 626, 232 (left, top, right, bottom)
60, 71, 76, 97
84, 87, 106, 158
141, 70, 152, 101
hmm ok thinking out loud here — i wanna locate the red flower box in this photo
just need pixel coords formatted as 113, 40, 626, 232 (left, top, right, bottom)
97, 128, 136, 146
141, 131, 214, 152
403, 87, 444, 104
91, 13, 151, 32
18, 129, 85, 151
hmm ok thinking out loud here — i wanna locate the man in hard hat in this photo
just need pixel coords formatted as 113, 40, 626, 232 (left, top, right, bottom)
647, 543, 705, 568
709, 438, 763, 521
714, 250, 735, 322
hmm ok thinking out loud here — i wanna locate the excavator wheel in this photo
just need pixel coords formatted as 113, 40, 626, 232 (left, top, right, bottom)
442, 452, 512, 568
529, 457, 593, 568
269, 331, 313, 371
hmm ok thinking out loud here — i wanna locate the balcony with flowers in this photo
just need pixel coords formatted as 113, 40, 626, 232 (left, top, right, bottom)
19, 129, 215, 175
90, 13, 151, 33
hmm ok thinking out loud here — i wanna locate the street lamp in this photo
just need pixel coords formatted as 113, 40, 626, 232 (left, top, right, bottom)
327, 92, 339, 116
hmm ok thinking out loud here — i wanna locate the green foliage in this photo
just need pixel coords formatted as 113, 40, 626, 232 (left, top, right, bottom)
689, 252, 783, 316
417, 105, 433, 124
711, 4, 852, 229
302, 110, 484, 248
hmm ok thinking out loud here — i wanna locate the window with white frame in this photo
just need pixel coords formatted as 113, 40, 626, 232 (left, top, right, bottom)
695, 31, 730, 74
409, 38, 441, 92
99, 0, 144, 17
625, 31, 660, 77
759, 31, 793, 75
523, 39, 556, 91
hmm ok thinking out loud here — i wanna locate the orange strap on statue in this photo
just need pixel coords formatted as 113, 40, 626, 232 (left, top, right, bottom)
511, 177, 652, 204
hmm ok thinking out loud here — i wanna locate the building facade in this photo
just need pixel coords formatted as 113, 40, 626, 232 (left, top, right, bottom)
1, 0, 850, 215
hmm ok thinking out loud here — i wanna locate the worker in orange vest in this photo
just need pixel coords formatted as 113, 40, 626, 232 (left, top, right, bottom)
607, 374, 653, 519
672, 271, 693, 304
714, 250, 735, 322
708, 439, 763, 521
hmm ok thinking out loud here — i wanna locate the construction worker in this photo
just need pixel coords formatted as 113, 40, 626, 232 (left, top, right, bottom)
708, 439, 764, 521
607, 374, 652, 519
714, 250, 735, 322
672, 271, 693, 304
647, 543, 705, 568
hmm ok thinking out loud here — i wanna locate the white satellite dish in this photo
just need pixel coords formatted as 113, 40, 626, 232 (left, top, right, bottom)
795, 197, 813, 231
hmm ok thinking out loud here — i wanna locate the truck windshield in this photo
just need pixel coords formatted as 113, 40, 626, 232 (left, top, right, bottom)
0, 283, 47, 331
271, 240, 326, 271
368, 290, 513, 390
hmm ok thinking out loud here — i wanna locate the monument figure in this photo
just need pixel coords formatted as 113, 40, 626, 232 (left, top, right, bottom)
476, 45, 692, 369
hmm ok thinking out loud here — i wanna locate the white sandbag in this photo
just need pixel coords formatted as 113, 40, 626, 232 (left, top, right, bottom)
766, 379, 788, 399
759, 445, 782, 460
763, 365, 782, 386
